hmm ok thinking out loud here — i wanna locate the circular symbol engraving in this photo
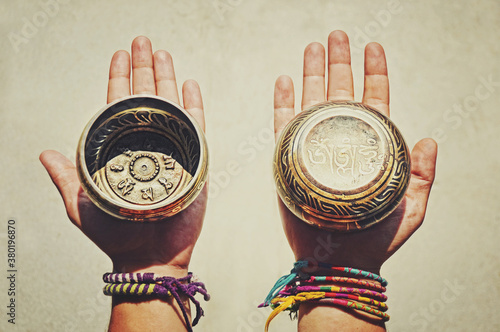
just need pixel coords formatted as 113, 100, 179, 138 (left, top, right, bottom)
301, 116, 387, 191
102, 150, 190, 205
129, 153, 160, 182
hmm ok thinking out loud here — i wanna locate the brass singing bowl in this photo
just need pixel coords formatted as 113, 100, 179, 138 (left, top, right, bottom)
76, 95, 208, 221
274, 101, 411, 232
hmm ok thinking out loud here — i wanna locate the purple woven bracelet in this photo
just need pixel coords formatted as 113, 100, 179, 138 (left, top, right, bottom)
103, 272, 210, 332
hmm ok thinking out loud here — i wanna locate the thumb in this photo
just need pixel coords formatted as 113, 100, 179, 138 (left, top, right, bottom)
410, 138, 438, 191
404, 138, 438, 227
39, 150, 81, 224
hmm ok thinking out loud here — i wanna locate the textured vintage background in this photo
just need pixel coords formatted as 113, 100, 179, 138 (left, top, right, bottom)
1, 0, 499, 331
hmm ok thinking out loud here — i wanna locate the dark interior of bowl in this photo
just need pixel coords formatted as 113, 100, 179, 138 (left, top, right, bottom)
84, 97, 201, 179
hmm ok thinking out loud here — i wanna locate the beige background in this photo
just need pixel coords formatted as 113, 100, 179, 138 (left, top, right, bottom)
1, 0, 499, 331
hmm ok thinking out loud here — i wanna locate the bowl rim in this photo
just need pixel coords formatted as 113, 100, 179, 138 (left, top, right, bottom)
273, 100, 410, 230
76, 94, 208, 219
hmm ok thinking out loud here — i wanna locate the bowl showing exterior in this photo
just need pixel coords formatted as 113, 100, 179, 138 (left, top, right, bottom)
274, 101, 410, 232
76, 95, 208, 222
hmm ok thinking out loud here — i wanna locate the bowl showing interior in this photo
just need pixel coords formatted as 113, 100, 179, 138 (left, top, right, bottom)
76, 95, 208, 221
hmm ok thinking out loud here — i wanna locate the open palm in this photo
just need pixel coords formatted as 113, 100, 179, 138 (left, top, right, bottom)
40, 36, 207, 276
274, 30, 438, 273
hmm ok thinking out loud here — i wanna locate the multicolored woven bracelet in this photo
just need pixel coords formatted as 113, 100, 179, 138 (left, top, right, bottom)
311, 262, 388, 286
103, 272, 210, 332
300, 275, 387, 292
270, 293, 390, 320
260, 261, 389, 331
281, 285, 387, 301
260, 261, 386, 306
272, 291, 387, 311
307, 298, 390, 320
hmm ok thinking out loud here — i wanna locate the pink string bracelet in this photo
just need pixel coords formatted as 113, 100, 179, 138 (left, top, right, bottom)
310, 262, 388, 286
103, 272, 210, 332
270, 296, 390, 320
277, 289, 387, 310
307, 297, 390, 320
317, 292, 387, 310
299, 275, 387, 292
281, 285, 387, 301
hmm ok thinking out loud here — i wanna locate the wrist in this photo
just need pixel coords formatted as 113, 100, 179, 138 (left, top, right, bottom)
298, 304, 386, 331
297, 262, 388, 330
106, 266, 209, 332
112, 261, 189, 278
297, 259, 382, 280
292, 250, 384, 275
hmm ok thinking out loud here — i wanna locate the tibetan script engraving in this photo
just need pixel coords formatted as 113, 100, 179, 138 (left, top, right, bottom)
307, 137, 385, 178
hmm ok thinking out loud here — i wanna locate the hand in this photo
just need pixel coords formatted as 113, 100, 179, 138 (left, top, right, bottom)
40, 36, 207, 277
274, 30, 438, 274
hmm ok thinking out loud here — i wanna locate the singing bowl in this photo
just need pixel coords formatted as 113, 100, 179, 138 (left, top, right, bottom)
76, 95, 208, 221
274, 101, 411, 232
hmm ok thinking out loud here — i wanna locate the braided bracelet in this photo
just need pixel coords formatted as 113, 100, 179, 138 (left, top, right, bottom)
270, 294, 390, 320
279, 289, 387, 310
281, 285, 387, 301
260, 261, 389, 331
103, 272, 210, 332
260, 261, 386, 306
264, 292, 390, 331
312, 262, 388, 286
300, 275, 387, 292
104, 282, 170, 297
273, 291, 387, 311
307, 298, 390, 320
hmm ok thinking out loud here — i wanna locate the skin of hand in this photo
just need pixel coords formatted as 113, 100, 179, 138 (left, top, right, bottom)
274, 30, 437, 273
273, 30, 438, 330
39, 36, 207, 278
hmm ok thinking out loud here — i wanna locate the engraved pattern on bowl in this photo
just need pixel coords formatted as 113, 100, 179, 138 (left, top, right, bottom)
76, 95, 208, 222
274, 101, 410, 232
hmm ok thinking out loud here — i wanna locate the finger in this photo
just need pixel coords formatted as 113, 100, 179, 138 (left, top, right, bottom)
131, 36, 156, 95
302, 42, 325, 110
362, 42, 390, 116
154, 50, 180, 104
403, 138, 438, 228
39, 150, 82, 227
182, 80, 205, 132
107, 50, 131, 103
327, 30, 354, 101
274, 75, 295, 141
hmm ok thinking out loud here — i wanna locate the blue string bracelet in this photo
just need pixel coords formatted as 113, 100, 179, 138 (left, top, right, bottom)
312, 262, 388, 286
259, 261, 309, 307
103, 272, 210, 332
